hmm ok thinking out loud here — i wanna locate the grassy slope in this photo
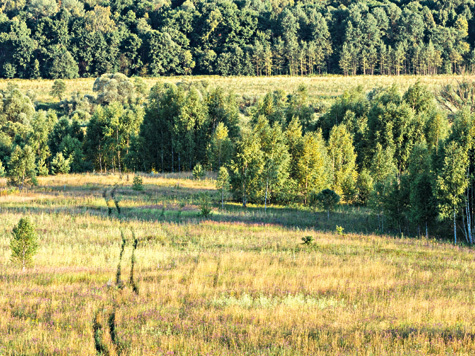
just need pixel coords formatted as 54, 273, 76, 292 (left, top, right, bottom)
0, 174, 474, 355
1, 74, 472, 108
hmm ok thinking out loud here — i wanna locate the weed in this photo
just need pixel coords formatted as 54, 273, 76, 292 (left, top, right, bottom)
302, 236, 314, 245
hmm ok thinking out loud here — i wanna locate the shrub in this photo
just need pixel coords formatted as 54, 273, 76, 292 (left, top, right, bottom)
51, 152, 71, 175
199, 193, 212, 218
302, 236, 314, 245
10, 218, 38, 270
132, 176, 144, 191
336, 225, 345, 236
193, 163, 206, 180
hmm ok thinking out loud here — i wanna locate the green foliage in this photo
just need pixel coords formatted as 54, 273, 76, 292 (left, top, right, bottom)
10, 218, 38, 270
192, 163, 205, 180
49, 51, 79, 79
436, 141, 469, 243
51, 152, 71, 175
328, 124, 357, 195
93, 73, 135, 106
311, 189, 341, 219
0, 0, 472, 78
216, 166, 230, 209
8, 145, 37, 189
0, 160, 5, 177
356, 169, 373, 206
199, 192, 212, 218
301, 236, 313, 245
336, 226, 345, 236
296, 131, 331, 204
208, 122, 233, 171
50, 80, 66, 101
132, 175, 144, 191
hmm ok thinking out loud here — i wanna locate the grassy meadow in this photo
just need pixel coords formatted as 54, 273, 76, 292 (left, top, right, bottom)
2, 74, 474, 108
1, 174, 475, 355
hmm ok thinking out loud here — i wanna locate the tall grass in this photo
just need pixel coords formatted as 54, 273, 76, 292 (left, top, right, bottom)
0, 174, 474, 355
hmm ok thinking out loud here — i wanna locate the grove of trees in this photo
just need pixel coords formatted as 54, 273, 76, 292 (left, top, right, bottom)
3, 72, 475, 243
1, 0, 475, 78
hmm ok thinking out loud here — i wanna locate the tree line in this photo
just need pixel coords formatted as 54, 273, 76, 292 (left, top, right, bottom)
2, 73, 475, 243
1, 0, 475, 78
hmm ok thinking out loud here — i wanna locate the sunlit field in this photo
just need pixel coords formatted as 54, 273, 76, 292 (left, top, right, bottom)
1, 74, 473, 108
1, 174, 475, 355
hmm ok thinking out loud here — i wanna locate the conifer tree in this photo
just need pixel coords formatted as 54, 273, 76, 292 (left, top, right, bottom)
10, 218, 38, 271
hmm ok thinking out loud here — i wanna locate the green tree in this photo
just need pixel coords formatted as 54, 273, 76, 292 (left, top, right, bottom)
192, 163, 205, 180
327, 124, 357, 195
50, 79, 66, 101
208, 122, 233, 171
51, 152, 71, 174
216, 166, 230, 210
408, 144, 437, 237
230, 129, 264, 207
436, 141, 469, 244
356, 169, 373, 205
370, 143, 397, 184
10, 217, 39, 271
296, 131, 331, 204
255, 117, 290, 211
93, 73, 136, 106
312, 189, 341, 220
8, 145, 37, 189
49, 50, 79, 79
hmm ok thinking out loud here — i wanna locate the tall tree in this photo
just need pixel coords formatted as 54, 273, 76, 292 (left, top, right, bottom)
436, 141, 469, 244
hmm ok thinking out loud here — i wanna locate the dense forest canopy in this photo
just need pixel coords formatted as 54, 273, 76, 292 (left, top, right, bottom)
1, 0, 475, 78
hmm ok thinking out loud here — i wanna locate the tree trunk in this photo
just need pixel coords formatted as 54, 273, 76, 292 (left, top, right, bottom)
265, 179, 268, 213
117, 130, 121, 174
454, 207, 457, 244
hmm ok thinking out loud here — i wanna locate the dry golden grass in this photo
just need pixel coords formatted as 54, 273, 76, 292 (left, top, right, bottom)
1, 174, 475, 355
1, 74, 473, 106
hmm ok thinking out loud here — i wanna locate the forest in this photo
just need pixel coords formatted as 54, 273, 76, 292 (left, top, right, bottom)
1, 0, 475, 78
1, 73, 475, 244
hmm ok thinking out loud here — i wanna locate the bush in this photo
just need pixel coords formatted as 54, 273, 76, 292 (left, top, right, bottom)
336, 225, 345, 236
199, 193, 212, 218
10, 218, 38, 270
51, 152, 71, 175
132, 176, 144, 191
302, 236, 314, 245
193, 163, 206, 180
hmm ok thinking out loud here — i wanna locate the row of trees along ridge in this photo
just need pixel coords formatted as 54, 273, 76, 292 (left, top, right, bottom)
1, 0, 475, 78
